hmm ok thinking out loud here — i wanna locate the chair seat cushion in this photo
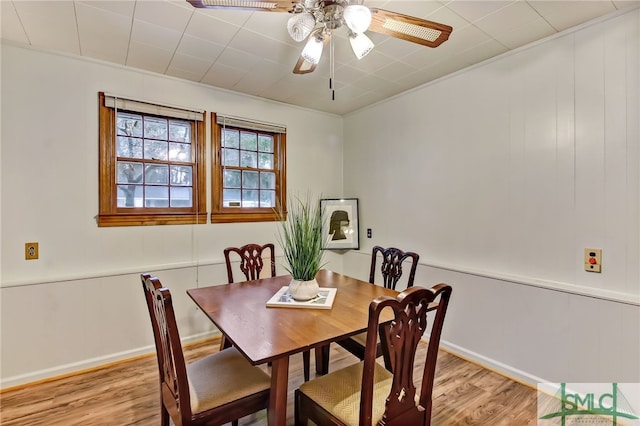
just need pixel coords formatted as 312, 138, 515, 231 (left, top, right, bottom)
187, 347, 271, 413
298, 361, 392, 425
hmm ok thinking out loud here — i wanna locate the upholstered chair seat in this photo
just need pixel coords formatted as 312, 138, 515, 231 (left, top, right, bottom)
187, 347, 270, 413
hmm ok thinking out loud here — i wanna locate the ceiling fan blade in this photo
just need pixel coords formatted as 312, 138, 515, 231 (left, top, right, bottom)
187, 0, 294, 12
368, 8, 452, 48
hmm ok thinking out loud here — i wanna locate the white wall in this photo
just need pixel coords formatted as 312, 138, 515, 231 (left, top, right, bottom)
343, 9, 639, 385
0, 44, 344, 387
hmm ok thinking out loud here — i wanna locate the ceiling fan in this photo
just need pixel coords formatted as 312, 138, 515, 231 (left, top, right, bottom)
187, 0, 452, 96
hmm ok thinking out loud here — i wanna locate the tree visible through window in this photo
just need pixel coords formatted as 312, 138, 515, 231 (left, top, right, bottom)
211, 113, 286, 223
98, 92, 206, 227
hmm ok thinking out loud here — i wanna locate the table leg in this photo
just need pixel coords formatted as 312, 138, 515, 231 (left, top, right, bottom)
314, 344, 330, 375
268, 356, 290, 426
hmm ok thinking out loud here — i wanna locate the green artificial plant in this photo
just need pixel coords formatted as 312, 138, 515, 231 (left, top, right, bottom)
277, 193, 326, 281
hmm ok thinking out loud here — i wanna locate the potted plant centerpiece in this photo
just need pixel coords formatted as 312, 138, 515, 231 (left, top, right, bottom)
277, 193, 326, 301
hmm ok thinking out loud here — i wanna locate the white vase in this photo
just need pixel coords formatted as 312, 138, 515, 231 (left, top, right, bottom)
289, 277, 320, 301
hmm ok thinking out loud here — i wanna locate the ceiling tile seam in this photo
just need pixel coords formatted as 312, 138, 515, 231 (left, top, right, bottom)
124, 0, 137, 67
163, 8, 197, 75
191, 39, 231, 83
197, 11, 254, 83
524, 1, 561, 33
72, 1, 82, 55
470, 23, 511, 52
9, 0, 32, 45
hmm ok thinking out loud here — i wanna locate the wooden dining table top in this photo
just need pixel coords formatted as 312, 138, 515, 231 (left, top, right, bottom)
186, 268, 399, 365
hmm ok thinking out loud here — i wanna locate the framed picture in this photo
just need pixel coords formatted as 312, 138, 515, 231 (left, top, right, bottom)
320, 198, 359, 250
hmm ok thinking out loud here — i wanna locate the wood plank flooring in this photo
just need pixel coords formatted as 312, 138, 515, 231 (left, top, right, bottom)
0, 338, 538, 425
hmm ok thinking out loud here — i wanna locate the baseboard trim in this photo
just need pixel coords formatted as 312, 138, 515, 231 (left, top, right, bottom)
0, 331, 219, 391
437, 339, 547, 390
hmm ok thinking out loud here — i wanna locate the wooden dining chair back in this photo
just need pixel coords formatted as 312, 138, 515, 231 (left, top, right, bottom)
140, 273, 271, 426
296, 283, 453, 426
337, 246, 420, 366
224, 243, 276, 284
369, 245, 420, 290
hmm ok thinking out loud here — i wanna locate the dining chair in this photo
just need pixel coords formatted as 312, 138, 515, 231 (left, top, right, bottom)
336, 246, 420, 367
223, 243, 312, 382
141, 273, 271, 426
369, 245, 420, 290
223, 243, 276, 284
295, 283, 452, 426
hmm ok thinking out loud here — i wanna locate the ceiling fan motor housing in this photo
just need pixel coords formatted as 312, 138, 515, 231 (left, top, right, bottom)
321, 4, 345, 30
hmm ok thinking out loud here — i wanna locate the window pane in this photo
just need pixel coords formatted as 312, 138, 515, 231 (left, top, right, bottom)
260, 190, 275, 207
223, 189, 241, 206
144, 140, 168, 160
145, 186, 169, 207
170, 187, 192, 207
170, 165, 192, 186
117, 137, 143, 158
117, 184, 143, 207
258, 134, 273, 152
169, 121, 190, 142
258, 152, 273, 169
169, 142, 191, 162
145, 164, 169, 184
223, 129, 239, 148
242, 189, 259, 207
240, 151, 257, 168
224, 169, 241, 188
116, 161, 143, 184
223, 148, 239, 166
260, 172, 275, 189
144, 117, 168, 140
117, 113, 142, 137
240, 131, 257, 150
243, 170, 259, 189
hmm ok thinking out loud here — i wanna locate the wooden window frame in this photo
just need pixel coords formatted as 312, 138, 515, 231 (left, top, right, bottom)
211, 112, 287, 223
97, 92, 207, 227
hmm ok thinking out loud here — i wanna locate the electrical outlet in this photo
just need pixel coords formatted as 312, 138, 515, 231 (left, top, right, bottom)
584, 248, 601, 273
25, 242, 39, 260
367, 228, 372, 238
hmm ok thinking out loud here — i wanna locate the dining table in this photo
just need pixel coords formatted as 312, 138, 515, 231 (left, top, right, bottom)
186, 268, 399, 426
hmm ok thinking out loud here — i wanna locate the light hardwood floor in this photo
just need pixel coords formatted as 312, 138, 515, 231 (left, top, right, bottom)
0, 338, 538, 425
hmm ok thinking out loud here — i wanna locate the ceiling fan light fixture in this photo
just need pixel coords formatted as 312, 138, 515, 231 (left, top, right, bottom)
349, 32, 374, 59
343, 5, 372, 33
287, 12, 316, 42
301, 33, 324, 64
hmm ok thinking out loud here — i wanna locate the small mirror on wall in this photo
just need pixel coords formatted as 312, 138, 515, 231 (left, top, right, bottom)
320, 198, 359, 250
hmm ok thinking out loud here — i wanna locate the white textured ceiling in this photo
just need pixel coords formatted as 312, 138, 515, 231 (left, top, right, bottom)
2, 0, 638, 115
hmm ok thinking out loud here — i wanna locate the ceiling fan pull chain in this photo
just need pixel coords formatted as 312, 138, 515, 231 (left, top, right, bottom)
330, 33, 335, 101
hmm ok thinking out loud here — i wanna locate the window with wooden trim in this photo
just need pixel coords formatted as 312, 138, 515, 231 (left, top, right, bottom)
211, 113, 287, 223
98, 92, 207, 227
